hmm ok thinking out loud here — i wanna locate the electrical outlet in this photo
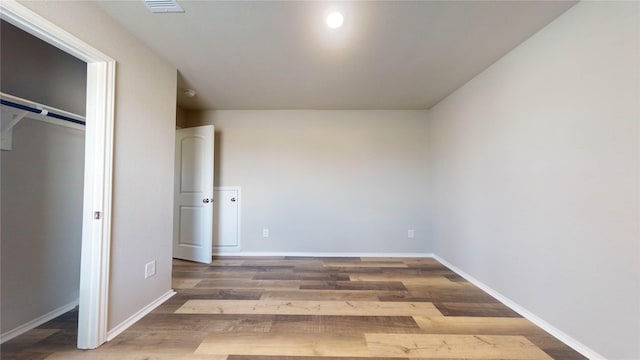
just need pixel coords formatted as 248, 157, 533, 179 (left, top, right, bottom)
263, 228, 269, 238
408, 229, 415, 239
145, 260, 156, 279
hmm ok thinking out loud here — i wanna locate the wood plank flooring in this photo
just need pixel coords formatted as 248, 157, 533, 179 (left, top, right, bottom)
0, 256, 587, 359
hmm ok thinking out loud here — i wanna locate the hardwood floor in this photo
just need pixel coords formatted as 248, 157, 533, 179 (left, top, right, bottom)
1, 257, 586, 359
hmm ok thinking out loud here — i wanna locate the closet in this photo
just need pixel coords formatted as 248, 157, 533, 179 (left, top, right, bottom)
0, 20, 87, 341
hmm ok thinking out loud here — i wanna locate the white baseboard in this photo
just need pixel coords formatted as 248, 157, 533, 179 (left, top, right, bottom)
106, 290, 176, 341
213, 251, 435, 258
432, 254, 605, 360
0, 299, 79, 344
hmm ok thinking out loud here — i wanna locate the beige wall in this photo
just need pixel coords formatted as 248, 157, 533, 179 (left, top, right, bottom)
427, 2, 640, 359
19, 1, 177, 331
188, 110, 430, 254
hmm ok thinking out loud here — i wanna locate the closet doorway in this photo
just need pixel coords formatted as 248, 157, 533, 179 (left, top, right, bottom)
1, 18, 86, 350
0, 2, 115, 350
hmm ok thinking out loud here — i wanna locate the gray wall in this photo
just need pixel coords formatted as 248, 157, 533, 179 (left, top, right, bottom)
21, 1, 177, 332
0, 20, 86, 116
1, 118, 85, 333
188, 110, 430, 254
427, 2, 639, 359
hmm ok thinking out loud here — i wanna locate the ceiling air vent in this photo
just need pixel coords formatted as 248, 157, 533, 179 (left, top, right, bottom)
144, 0, 184, 13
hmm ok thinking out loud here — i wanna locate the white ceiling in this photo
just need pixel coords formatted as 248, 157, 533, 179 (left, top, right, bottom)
96, 1, 576, 110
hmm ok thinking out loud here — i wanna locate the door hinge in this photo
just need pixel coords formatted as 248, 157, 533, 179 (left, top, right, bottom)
94, 211, 101, 220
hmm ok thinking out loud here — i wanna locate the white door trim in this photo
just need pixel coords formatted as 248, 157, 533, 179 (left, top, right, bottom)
0, 1, 115, 349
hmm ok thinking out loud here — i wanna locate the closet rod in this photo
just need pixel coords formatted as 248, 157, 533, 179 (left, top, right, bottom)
0, 92, 85, 126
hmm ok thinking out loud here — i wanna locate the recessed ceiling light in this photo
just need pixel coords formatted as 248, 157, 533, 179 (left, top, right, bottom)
183, 89, 196, 97
326, 12, 344, 29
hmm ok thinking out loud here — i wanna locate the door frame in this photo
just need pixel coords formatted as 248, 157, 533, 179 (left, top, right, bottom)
0, 1, 115, 349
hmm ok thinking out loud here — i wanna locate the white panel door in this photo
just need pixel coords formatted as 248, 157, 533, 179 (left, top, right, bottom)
173, 125, 214, 263
213, 187, 239, 248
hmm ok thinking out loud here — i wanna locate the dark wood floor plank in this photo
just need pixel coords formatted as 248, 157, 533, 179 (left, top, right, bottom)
252, 271, 350, 281
444, 273, 467, 282
284, 256, 362, 261
526, 333, 589, 360
260, 289, 395, 301
131, 313, 275, 333
194, 279, 316, 289
402, 287, 503, 303
268, 315, 421, 334
300, 281, 407, 291
205, 265, 294, 272
173, 269, 258, 279
167, 288, 264, 300
434, 301, 523, 317
377, 293, 436, 302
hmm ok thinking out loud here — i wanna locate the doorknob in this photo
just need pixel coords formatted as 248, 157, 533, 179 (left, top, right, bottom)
230, 197, 236, 202
203, 198, 210, 203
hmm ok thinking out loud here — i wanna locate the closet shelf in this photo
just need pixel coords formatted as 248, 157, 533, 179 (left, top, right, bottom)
1, 92, 85, 151
1, 92, 85, 124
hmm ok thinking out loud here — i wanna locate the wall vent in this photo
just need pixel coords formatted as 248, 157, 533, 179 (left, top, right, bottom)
144, 0, 184, 13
